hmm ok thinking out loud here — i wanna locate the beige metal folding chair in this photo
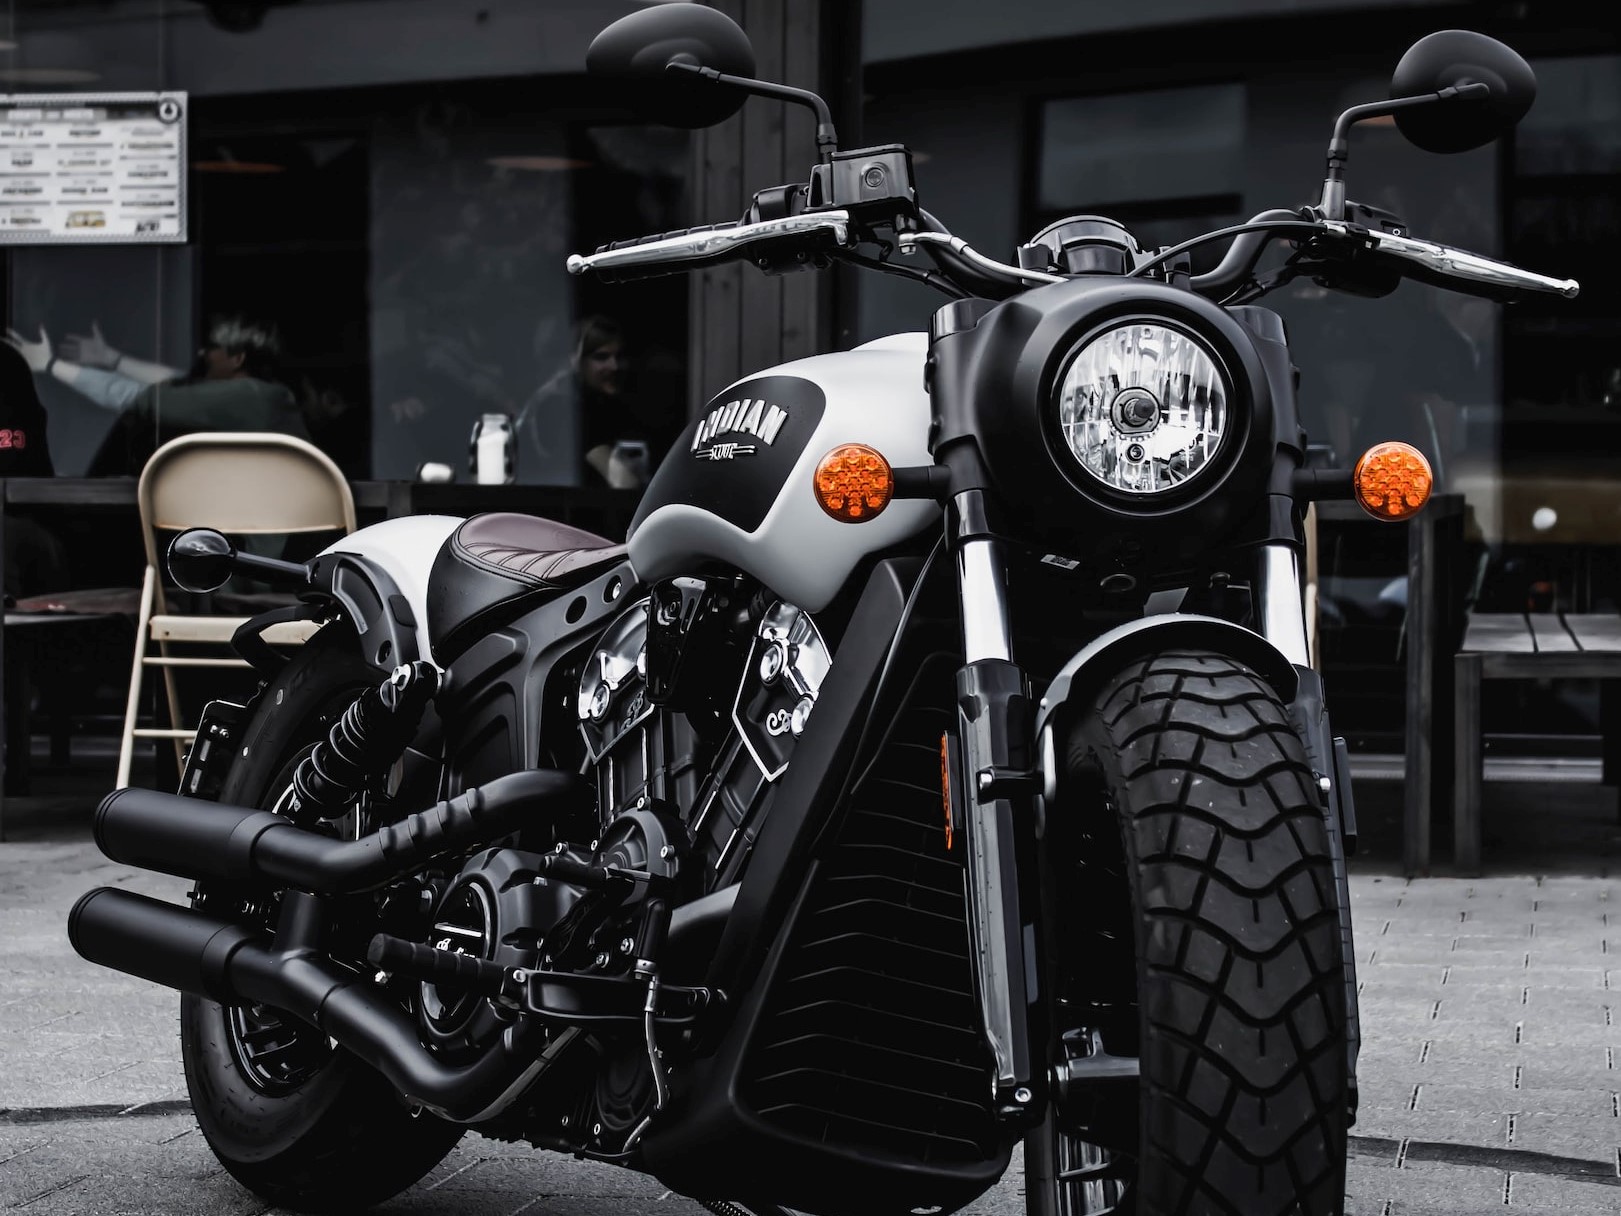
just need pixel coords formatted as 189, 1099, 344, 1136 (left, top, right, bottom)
117, 432, 356, 787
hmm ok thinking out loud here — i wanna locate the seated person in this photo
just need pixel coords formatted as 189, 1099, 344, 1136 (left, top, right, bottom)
0, 340, 64, 604
6, 317, 310, 475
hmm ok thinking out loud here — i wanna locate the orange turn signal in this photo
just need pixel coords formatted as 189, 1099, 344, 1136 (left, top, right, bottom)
1353, 441, 1433, 521
814, 444, 893, 522
940, 732, 954, 852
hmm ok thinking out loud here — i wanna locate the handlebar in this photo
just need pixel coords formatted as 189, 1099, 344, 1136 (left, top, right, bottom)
1187, 209, 1304, 297
566, 198, 1579, 308
1319, 221, 1580, 300
567, 210, 854, 281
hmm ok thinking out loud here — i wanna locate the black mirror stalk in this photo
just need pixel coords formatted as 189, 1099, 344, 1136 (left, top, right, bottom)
1317, 83, 1489, 220
665, 61, 838, 161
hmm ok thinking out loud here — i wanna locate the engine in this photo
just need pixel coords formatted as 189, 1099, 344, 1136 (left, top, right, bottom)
575, 576, 831, 888
411, 576, 830, 1152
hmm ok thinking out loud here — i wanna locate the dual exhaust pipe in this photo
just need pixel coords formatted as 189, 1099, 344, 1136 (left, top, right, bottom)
70, 769, 586, 1122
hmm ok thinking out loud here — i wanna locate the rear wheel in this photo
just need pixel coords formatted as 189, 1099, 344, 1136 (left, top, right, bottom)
1028, 650, 1348, 1216
179, 628, 464, 1213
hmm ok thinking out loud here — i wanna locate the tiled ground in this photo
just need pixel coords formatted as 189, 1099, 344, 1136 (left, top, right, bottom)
5, 766, 1621, 1214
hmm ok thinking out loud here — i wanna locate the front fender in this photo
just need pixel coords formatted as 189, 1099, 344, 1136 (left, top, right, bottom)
1033, 613, 1300, 758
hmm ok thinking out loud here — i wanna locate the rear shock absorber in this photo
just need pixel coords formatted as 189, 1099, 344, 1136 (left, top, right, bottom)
291, 661, 440, 821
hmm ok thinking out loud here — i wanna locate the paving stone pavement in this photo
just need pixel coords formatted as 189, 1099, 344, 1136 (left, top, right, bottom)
7, 808, 1621, 1213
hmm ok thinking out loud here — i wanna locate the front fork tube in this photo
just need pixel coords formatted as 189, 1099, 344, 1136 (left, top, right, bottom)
951, 492, 1043, 1125
1256, 541, 1362, 1118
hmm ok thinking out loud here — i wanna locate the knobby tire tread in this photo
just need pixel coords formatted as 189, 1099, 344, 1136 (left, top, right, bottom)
1070, 650, 1347, 1216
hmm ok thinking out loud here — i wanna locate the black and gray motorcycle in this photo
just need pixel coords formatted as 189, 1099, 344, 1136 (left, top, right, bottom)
70, 10, 1576, 1216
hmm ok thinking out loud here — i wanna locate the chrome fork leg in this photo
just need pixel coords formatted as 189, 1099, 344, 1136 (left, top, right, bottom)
1255, 542, 1312, 669
956, 496, 1014, 662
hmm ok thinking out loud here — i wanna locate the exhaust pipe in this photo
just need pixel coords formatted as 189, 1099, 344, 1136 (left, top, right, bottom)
68, 887, 547, 1122
94, 769, 584, 893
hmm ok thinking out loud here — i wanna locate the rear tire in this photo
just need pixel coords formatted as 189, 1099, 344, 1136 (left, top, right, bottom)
180, 628, 464, 1213
1029, 650, 1348, 1216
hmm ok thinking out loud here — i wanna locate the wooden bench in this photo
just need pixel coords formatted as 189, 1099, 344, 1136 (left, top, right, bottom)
1453, 612, 1621, 875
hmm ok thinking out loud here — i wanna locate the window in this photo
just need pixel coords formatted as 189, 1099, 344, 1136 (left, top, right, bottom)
1036, 83, 1247, 268
0, 0, 692, 485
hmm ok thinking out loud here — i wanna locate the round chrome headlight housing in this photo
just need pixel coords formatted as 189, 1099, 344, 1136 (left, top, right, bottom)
1055, 320, 1231, 497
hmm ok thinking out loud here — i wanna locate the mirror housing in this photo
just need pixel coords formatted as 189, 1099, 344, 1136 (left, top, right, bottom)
586, 5, 757, 129
1390, 29, 1536, 153
168, 528, 236, 593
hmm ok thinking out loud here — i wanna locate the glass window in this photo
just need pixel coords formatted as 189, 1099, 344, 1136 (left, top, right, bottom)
1037, 83, 1247, 267
0, 0, 692, 485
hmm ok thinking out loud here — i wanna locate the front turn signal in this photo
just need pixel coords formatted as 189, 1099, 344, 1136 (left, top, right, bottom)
1353, 441, 1433, 521
814, 443, 893, 522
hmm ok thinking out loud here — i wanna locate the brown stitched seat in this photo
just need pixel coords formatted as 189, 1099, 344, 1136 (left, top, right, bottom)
427, 513, 632, 665
451, 513, 627, 588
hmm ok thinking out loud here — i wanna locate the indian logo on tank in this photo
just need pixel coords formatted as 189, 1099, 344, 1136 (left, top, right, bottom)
691, 397, 788, 460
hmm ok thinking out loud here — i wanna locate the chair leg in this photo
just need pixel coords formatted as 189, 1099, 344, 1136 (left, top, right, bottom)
1453, 653, 1484, 876
116, 567, 156, 789
1601, 679, 1620, 795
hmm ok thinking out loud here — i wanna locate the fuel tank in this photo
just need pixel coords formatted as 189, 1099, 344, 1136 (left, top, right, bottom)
628, 333, 940, 611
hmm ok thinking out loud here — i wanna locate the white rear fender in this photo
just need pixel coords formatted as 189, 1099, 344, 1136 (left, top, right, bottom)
313, 515, 465, 667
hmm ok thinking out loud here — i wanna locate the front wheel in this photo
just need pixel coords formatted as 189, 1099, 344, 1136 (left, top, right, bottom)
180, 627, 464, 1213
1030, 650, 1348, 1216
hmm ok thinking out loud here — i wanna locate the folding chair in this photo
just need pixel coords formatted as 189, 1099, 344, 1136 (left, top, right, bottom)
117, 432, 356, 788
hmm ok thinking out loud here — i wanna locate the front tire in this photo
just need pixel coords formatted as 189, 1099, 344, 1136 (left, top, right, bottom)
1030, 650, 1348, 1216
180, 628, 464, 1213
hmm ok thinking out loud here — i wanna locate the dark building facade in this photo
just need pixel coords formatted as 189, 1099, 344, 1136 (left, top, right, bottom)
1, 0, 1615, 754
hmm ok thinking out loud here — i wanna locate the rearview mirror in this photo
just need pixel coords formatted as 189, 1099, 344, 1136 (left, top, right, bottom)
586, 4, 757, 129
1390, 30, 1536, 153
168, 528, 235, 593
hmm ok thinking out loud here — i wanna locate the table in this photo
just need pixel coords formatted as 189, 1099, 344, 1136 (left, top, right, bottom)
1452, 612, 1621, 875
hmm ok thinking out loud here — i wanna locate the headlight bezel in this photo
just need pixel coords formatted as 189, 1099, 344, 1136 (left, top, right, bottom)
926, 276, 1279, 564
1040, 308, 1252, 515
1051, 316, 1236, 502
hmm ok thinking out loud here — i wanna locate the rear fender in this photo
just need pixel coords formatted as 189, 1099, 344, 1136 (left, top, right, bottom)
307, 516, 465, 669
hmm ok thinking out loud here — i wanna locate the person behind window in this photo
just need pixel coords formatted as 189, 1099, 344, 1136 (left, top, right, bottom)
0, 337, 54, 478
4, 316, 311, 475
514, 314, 675, 489
0, 340, 65, 603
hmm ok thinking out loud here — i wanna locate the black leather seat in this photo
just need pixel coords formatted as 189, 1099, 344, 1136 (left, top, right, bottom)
427, 513, 628, 662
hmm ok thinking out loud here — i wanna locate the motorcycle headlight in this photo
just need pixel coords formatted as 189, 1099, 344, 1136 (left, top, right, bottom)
1055, 320, 1231, 497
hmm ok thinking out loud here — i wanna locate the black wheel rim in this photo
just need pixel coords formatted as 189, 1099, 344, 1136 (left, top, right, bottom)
226, 1001, 333, 1096
1051, 1131, 1133, 1215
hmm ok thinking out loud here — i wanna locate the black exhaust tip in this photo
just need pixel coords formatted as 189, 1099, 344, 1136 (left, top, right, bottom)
69, 887, 253, 1003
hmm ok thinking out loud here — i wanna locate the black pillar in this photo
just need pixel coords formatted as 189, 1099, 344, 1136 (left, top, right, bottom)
686, 0, 862, 413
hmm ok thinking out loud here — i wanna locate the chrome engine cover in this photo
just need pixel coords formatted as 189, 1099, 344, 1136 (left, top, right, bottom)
576, 592, 831, 885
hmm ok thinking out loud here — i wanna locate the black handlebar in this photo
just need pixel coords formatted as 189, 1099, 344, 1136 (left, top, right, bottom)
1187, 209, 1305, 298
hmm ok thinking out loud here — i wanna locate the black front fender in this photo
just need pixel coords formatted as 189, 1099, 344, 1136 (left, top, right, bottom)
1033, 613, 1299, 744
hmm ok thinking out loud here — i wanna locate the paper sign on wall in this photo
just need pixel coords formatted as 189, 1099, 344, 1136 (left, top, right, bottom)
0, 91, 186, 244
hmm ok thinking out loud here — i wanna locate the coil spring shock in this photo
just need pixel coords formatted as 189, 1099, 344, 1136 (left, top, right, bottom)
291, 660, 439, 820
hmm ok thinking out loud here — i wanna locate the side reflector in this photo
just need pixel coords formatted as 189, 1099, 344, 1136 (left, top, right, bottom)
940, 732, 954, 852
814, 444, 893, 523
1353, 441, 1433, 521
